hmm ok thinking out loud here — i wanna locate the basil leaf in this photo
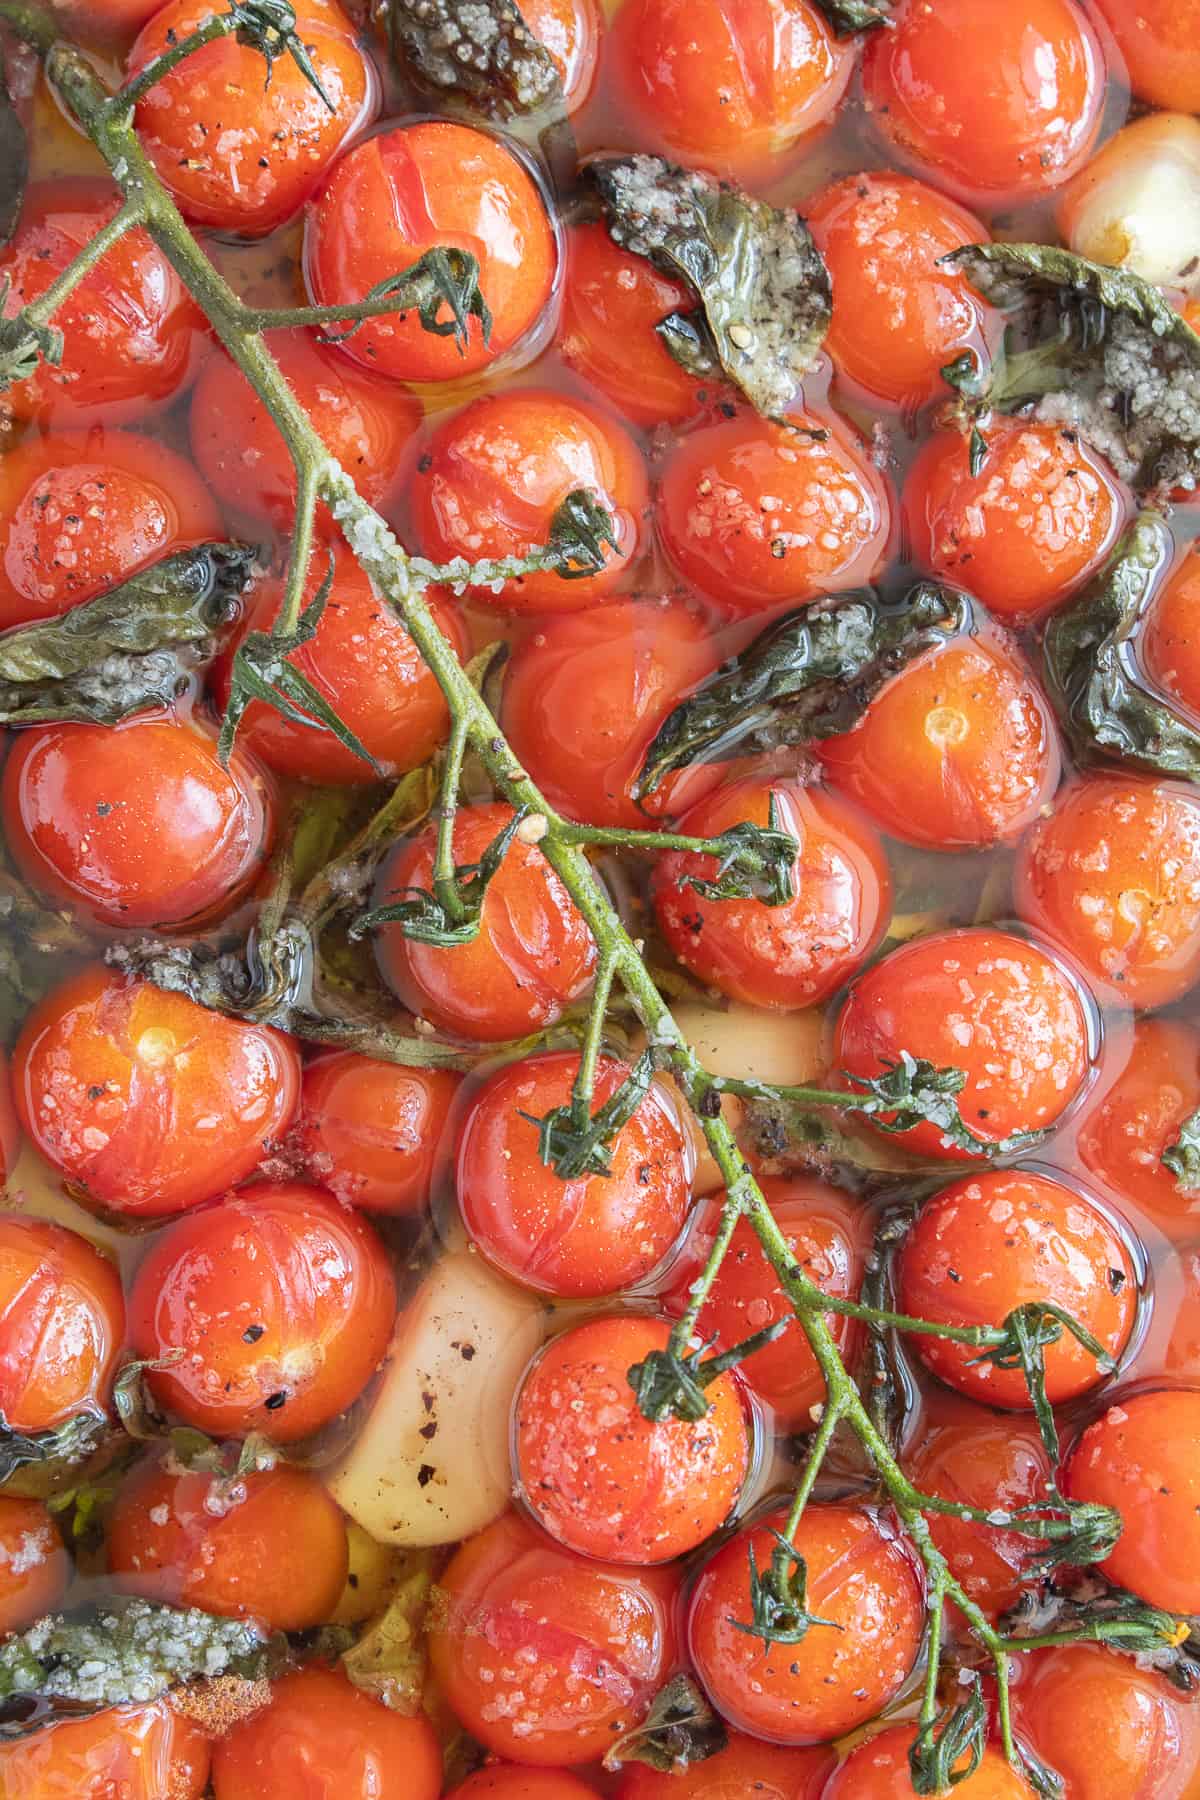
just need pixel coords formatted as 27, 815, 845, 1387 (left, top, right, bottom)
1163, 1105, 1200, 1194
635, 582, 966, 799
590, 154, 832, 418
813, 0, 893, 29
370, 0, 561, 116
0, 44, 28, 248
603, 1674, 727, 1773
0, 1409, 108, 1486
0, 866, 91, 1044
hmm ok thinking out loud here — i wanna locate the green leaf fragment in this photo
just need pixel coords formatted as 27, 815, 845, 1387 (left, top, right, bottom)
370, 0, 562, 117
1164, 1105, 1200, 1194
0, 44, 28, 248
628, 1321, 789, 1425
603, 1674, 728, 1773
843, 1052, 1047, 1159
812, 0, 894, 31
0, 1409, 108, 1485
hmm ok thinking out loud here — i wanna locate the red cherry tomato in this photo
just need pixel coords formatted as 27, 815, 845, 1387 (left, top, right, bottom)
515, 1314, 749, 1563
52, 0, 167, 37
823, 1725, 1034, 1797
428, 1511, 680, 1766
665, 1177, 866, 1429
688, 1504, 925, 1744
373, 803, 597, 1042
408, 387, 648, 612
0, 1701, 210, 1800
861, 0, 1105, 204
211, 545, 466, 786
615, 1734, 835, 1800
0, 179, 208, 428
2, 713, 276, 932
0, 427, 223, 631
903, 421, 1128, 624
0, 1052, 21, 1186
1014, 772, 1200, 1009
297, 1053, 461, 1216
0, 1495, 68, 1635
657, 410, 893, 614
128, 1181, 396, 1443
1141, 541, 1200, 715
898, 1171, 1136, 1407
609, 0, 854, 181
1064, 1387, 1200, 1613
107, 1455, 349, 1632
522, 0, 602, 112
559, 222, 708, 429
805, 173, 996, 411
456, 1050, 690, 1298
453, 1770, 597, 1800
651, 776, 893, 1010
304, 121, 556, 384
833, 927, 1093, 1161
1078, 1020, 1200, 1241
190, 335, 422, 530
1091, 0, 1200, 113
211, 1666, 441, 1800
0, 1215, 124, 1430
14, 965, 301, 1218
128, 0, 376, 237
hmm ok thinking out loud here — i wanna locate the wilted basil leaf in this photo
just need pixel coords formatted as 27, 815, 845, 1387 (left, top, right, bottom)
0, 1409, 108, 1486
813, 0, 893, 28
603, 1675, 727, 1773
590, 154, 832, 418
0, 865, 90, 1044
370, 0, 561, 115
0, 46, 28, 248
1164, 1105, 1200, 1195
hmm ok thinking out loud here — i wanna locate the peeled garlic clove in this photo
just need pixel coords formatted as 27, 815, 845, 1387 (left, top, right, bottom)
1059, 112, 1200, 292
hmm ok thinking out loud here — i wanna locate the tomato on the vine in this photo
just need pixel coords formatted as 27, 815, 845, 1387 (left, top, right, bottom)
1077, 1019, 1200, 1240
297, 1053, 461, 1216
615, 1736, 835, 1800
0, 1701, 210, 1800
0, 1495, 68, 1635
823, 1727, 1034, 1797
0, 1215, 125, 1431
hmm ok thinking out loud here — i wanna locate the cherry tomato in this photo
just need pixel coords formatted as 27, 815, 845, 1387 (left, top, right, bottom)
616, 1734, 835, 1800
688, 1504, 925, 1744
609, 0, 854, 182
1064, 1387, 1200, 1612
651, 776, 893, 1010
833, 927, 1093, 1161
456, 1051, 690, 1298
1091, 0, 1200, 113
52, 0, 167, 37
861, 0, 1106, 204
897, 1171, 1135, 1406
0, 1701, 210, 1800
523, 0, 602, 112
128, 0, 376, 237
14, 965, 301, 1218
0, 1215, 124, 1430
0, 427, 223, 632
297, 1052, 461, 1216
373, 803, 597, 1042
515, 1314, 749, 1563
190, 334, 422, 530
501, 596, 723, 828
304, 121, 555, 384
0, 1052, 21, 1186
1078, 1020, 1200, 1241
128, 1181, 396, 1443
665, 1177, 866, 1429
805, 173, 996, 411
1141, 541, 1200, 716
408, 387, 648, 612
657, 409, 893, 614
823, 1726, 1034, 1797
559, 222, 708, 429
903, 420, 1128, 624
1014, 772, 1200, 1009
210, 544, 466, 786
107, 1454, 349, 1631
2, 713, 276, 932
211, 1666, 441, 1800
453, 1771, 597, 1800
1011, 1641, 1200, 1800
0, 179, 208, 428
428, 1511, 680, 1766
0, 1494, 68, 1635
905, 1419, 1053, 1620
1165, 1248, 1200, 1380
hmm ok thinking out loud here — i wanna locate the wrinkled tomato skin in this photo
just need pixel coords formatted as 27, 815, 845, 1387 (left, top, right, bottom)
905, 1419, 1053, 1620
0, 1495, 68, 1635
128, 1182, 396, 1444
1078, 1019, 1200, 1241
823, 1726, 1034, 1798
523, 0, 602, 111
1091, 0, 1200, 113
14, 966, 301, 1218
0, 1215, 124, 1431
428, 1511, 681, 1767
297, 1053, 462, 1217
0, 1701, 210, 1800
1141, 542, 1200, 716
304, 121, 556, 384
616, 1734, 835, 1800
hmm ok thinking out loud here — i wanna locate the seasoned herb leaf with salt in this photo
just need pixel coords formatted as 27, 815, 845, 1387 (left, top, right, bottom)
603, 1674, 727, 1773
590, 154, 832, 419
1163, 1105, 1200, 1195
813, 0, 893, 30
0, 45, 28, 247
370, 0, 561, 116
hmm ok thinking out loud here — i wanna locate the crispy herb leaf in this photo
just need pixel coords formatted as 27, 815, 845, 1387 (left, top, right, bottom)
812, 0, 893, 28
909, 1673, 986, 1795
1164, 1105, 1200, 1194
0, 45, 28, 248
591, 154, 832, 418
635, 583, 965, 799
603, 1675, 728, 1773
370, 0, 561, 116
341, 1550, 436, 1714
0, 1410, 108, 1486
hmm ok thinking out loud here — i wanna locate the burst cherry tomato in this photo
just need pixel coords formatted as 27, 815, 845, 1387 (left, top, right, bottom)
456, 1050, 690, 1298
651, 776, 893, 1011
211, 1666, 441, 1800
515, 1314, 749, 1563
128, 0, 376, 237
903, 420, 1128, 624
657, 410, 892, 615
14, 966, 301, 1218
0, 1495, 68, 1635
1091, 0, 1200, 113
304, 121, 555, 383
688, 1504, 924, 1744
897, 1171, 1136, 1407
428, 1511, 680, 1766
1078, 1019, 1200, 1241
1015, 772, 1200, 1009
0, 427, 223, 631
0, 1215, 124, 1430
107, 1455, 349, 1631
861, 0, 1106, 203
297, 1052, 461, 1216
1141, 541, 1200, 715
454, 1771, 597, 1800
2, 713, 276, 932
408, 387, 648, 612
0, 1701, 210, 1800
373, 803, 597, 1042
128, 1181, 396, 1443
823, 1726, 1033, 1797
524, 0, 602, 111
616, 1735, 835, 1800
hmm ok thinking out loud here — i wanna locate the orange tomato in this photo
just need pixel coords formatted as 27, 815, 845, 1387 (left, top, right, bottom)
1091, 0, 1200, 113
0, 1702, 210, 1800
1165, 1247, 1200, 1381
523, 0, 602, 111
1078, 1019, 1200, 1241
905, 1419, 1053, 1620
0, 1494, 68, 1634
0, 1215, 124, 1430
616, 1734, 835, 1800
297, 1053, 461, 1216
823, 1726, 1034, 1797
453, 1770, 598, 1800
1141, 541, 1200, 717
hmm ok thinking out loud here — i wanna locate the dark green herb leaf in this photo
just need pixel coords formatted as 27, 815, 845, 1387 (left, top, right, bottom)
590, 154, 832, 418
545, 490, 619, 579
232, 0, 336, 111
603, 1674, 728, 1774
352, 806, 528, 948
909, 1673, 986, 1794
854, 1202, 919, 1453
0, 45, 28, 247
1003, 1586, 1198, 1691
0, 1409, 107, 1485
730, 1530, 842, 1649
812, 0, 893, 30
316, 247, 492, 355
682, 797, 799, 906
628, 1321, 789, 1425
370, 0, 561, 116
967, 1303, 1114, 1464
0, 865, 91, 1045
1015, 1744, 1066, 1800
520, 1050, 656, 1179
1163, 1105, 1200, 1194
0, 277, 61, 392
